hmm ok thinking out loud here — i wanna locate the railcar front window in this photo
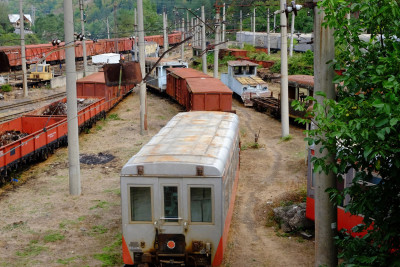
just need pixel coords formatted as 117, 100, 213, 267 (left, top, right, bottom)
130, 187, 152, 221
190, 188, 212, 222
164, 186, 178, 222
37, 66, 43, 72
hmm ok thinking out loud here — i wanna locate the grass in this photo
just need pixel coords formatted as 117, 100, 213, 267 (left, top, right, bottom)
91, 225, 108, 235
93, 234, 123, 266
96, 125, 103, 131
107, 114, 121, 121
1, 84, 12, 92
241, 142, 260, 150
56, 256, 78, 265
16, 240, 46, 257
89, 200, 109, 210
279, 135, 293, 143
103, 188, 120, 196
44, 232, 65, 242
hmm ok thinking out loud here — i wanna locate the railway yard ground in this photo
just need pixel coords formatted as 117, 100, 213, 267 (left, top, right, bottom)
0, 80, 314, 266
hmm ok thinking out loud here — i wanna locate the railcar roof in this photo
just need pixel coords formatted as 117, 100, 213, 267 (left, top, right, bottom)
186, 78, 232, 94
121, 111, 239, 177
76, 71, 105, 83
166, 68, 210, 79
288, 75, 314, 88
236, 76, 267, 86
145, 57, 187, 66
227, 60, 259, 67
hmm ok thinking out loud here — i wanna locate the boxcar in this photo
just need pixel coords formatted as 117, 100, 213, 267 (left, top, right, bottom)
120, 111, 240, 267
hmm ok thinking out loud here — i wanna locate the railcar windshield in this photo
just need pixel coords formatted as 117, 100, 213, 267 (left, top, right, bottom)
164, 186, 179, 222
130, 186, 152, 221
190, 187, 212, 222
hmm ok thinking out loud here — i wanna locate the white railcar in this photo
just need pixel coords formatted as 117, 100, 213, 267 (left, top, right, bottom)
145, 57, 188, 92
120, 111, 240, 267
221, 60, 270, 106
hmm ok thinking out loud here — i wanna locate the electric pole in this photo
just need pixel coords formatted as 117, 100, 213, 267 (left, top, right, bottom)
138, 0, 147, 135
106, 17, 110, 39
181, 18, 184, 60
314, 0, 337, 265
240, 10, 242, 32
64, 0, 81, 195
113, 2, 118, 53
213, 8, 220, 78
134, 8, 138, 61
267, 8, 271, 54
79, 0, 87, 76
201, 5, 207, 74
19, 0, 28, 97
252, 8, 256, 46
163, 7, 168, 58
280, 0, 289, 137
222, 3, 225, 43
289, 12, 295, 57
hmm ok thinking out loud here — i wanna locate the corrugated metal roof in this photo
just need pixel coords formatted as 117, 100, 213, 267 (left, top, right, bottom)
121, 111, 239, 177
288, 75, 314, 88
76, 72, 105, 83
146, 57, 188, 66
167, 68, 210, 79
186, 77, 232, 94
236, 76, 267, 86
227, 60, 259, 67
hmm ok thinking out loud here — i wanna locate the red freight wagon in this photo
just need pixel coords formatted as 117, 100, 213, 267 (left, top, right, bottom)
166, 68, 209, 106
186, 77, 233, 112
76, 72, 132, 111
0, 116, 67, 178
24, 97, 106, 132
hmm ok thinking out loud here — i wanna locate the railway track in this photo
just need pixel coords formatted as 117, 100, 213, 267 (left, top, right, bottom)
0, 92, 66, 122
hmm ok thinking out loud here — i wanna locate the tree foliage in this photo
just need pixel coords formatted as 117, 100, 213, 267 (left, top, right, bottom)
294, 0, 400, 265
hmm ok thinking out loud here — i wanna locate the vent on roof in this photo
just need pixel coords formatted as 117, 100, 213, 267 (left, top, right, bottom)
196, 166, 204, 176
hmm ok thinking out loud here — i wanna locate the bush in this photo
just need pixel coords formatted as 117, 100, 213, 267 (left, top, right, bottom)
1, 84, 12, 92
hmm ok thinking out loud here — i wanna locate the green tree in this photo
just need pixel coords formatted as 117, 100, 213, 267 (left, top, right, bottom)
296, 0, 400, 265
33, 14, 64, 42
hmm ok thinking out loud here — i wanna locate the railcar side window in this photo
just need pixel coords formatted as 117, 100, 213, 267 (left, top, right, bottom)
130, 187, 152, 221
190, 188, 212, 222
164, 186, 179, 222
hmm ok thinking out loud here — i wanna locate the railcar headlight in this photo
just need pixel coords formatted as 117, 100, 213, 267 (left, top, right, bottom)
243, 87, 248, 91
263, 87, 268, 91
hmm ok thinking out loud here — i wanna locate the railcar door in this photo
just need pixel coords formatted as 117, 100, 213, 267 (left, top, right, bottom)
156, 179, 186, 234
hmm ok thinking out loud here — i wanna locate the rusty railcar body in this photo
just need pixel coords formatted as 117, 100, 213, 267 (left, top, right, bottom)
252, 74, 314, 119
120, 111, 240, 267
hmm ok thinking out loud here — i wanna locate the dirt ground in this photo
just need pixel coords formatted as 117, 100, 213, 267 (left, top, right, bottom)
0, 82, 314, 266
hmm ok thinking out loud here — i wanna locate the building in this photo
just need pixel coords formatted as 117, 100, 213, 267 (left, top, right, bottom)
8, 14, 32, 34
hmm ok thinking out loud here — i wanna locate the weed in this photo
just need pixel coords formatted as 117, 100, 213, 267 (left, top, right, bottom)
280, 135, 293, 143
56, 256, 77, 264
16, 240, 46, 257
90, 200, 109, 210
296, 237, 305, 243
108, 114, 121, 121
241, 142, 260, 150
1, 84, 12, 92
103, 188, 120, 195
59, 219, 76, 229
3, 221, 25, 231
275, 230, 290, 238
126, 108, 131, 112
78, 216, 86, 222
84, 128, 91, 134
96, 125, 103, 131
91, 225, 108, 235
157, 115, 166, 120
93, 234, 123, 266
44, 232, 65, 242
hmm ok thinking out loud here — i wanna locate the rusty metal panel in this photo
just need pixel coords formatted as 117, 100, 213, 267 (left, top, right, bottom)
103, 62, 142, 86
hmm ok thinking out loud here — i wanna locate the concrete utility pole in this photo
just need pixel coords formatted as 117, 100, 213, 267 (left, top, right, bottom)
186, 10, 189, 33
19, 0, 28, 97
134, 8, 138, 61
79, 0, 87, 76
213, 8, 220, 78
64, 0, 81, 195
138, 0, 147, 135
274, 13, 276, 32
163, 8, 168, 58
267, 8, 270, 54
222, 3, 225, 43
280, 0, 289, 137
201, 6, 207, 74
314, 0, 337, 265
289, 12, 295, 57
239, 10, 242, 32
106, 17, 110, 39
181, 18, 184, 60
252, 8, 256, 46
113, 2, 118, 53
